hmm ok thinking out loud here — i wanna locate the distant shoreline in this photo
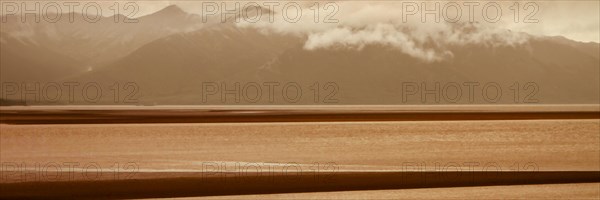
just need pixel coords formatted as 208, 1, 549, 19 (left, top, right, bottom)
1, 105, 598, 124
1, 104, 599, 111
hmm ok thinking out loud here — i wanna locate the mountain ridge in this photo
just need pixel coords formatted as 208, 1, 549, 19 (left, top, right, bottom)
1, 6, 598, 105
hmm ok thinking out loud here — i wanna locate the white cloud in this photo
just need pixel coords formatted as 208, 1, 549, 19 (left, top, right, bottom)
236, 1, 533, 62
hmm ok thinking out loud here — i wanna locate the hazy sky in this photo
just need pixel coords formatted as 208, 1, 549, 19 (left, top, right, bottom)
130, 1, 599, 43
2, 1, 599, 42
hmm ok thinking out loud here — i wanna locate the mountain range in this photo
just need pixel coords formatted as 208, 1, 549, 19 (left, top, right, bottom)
1, 5, 598, 105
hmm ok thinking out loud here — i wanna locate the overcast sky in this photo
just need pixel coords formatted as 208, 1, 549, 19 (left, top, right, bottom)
133, 1, 600, 43
2, 1, 599, 42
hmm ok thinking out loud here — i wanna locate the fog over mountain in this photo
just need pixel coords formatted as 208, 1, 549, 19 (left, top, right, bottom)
1, 5, 205, 81
1, 4, 598, 105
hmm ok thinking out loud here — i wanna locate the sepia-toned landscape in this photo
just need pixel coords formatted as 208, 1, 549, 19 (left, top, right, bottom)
1, 1, 599, 199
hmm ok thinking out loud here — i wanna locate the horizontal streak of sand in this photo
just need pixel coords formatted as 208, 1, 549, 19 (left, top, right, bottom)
2, 104, 599, 111
2, 107, 598, 124
1, 171, 599, 199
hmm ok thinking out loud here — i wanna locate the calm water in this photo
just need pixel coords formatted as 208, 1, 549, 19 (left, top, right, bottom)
1, 119, 599, 199
1, 119, 598, 172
